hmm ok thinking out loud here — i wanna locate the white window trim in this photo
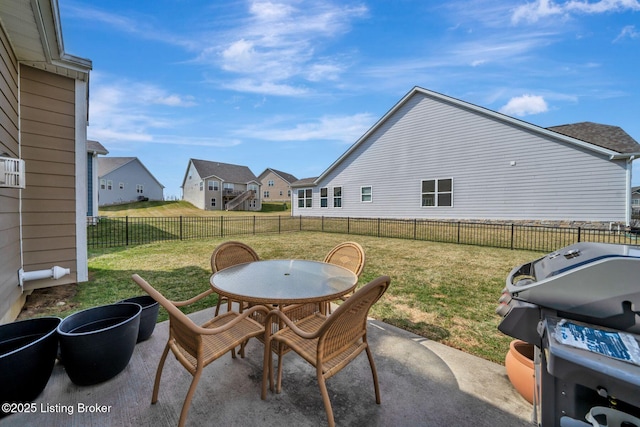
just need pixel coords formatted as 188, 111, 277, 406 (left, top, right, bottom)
297, 188, 313, 208
320, 187, 328, 208
333, 186, 342, 208
420, 178, 453, 208
360, 185, 372, 203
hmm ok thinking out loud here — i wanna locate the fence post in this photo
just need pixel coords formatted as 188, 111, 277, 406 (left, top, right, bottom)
511, 224, 514, 250
180, 216, 183, 240
220, 216, 224, 237
414, 219, 417, 240
322, 216, 324, 232
577, 226, 581, 243
278, 215, 281, 234
377, 218, 381, 237
253, 216, 256, 235
457, 221, 461, 244
347, 217, 350, 234
126, 216, 129, 246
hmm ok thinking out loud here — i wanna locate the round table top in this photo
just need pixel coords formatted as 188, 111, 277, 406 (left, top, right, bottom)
210, 259, 358, 305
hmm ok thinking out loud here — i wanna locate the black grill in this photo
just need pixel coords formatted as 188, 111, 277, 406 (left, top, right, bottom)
496, 242, 640, 426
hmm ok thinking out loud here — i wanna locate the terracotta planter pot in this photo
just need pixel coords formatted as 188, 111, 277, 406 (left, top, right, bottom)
0, 317, 61, 410
505, 339, 535, 404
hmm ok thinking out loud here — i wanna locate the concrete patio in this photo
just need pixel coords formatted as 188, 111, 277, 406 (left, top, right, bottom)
0, 308, 534, 426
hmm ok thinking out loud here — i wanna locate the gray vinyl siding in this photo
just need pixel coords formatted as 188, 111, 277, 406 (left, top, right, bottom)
99, 160, 164, 206
19, 65, 77, 287
295, 92, 628, 222
0, 23, 21, 322
182, 161, 205, 209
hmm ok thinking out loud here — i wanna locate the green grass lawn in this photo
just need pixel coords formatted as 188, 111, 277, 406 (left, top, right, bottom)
37, 229, 544, 365
99, 200, 289, 217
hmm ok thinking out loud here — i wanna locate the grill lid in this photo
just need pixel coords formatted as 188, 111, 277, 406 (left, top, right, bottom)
506, 242, 640, 321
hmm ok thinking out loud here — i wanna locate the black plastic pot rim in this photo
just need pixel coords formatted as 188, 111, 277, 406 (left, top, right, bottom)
57, 303, 142, 337
0, 317, 61, 359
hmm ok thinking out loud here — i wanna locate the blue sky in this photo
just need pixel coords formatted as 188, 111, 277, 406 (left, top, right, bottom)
59, 0, 640, 199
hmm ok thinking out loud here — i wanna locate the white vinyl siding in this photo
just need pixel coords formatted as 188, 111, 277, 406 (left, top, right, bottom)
292, 90, 629, 222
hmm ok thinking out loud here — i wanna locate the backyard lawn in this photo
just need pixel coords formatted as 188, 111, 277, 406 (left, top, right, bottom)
25, 229, 544, 364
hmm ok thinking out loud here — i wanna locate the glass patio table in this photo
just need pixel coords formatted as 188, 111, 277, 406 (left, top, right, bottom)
209, 259, 358, 307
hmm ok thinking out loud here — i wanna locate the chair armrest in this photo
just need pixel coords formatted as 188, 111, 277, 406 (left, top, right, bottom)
196, 304, 269, 335
265, 309, 322, 340
171, 288, 215, 307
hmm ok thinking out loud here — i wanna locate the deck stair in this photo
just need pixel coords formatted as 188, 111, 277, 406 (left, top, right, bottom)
225, 190, 255, 210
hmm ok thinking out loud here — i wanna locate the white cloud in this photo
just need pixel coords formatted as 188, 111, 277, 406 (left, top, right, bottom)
512, 0, 640, 24
88, 75, 204, 146
236, 113, 376, 143
614, 25, 640, 41
499, 94, 549, 116
209, 1, 368, 93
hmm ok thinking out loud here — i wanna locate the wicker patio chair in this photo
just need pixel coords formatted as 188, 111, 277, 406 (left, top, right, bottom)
132, 274, 268, 427
324, 241, 365, 313
210, 241, 260, 315
261, 275, 390, 427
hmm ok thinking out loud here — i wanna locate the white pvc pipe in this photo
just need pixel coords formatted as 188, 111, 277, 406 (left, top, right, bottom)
21, 266, 71, 282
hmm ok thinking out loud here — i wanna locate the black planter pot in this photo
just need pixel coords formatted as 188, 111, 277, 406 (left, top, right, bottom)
119, 295, 159, 342
57, 303, 141, 386
0, 317, 61, 408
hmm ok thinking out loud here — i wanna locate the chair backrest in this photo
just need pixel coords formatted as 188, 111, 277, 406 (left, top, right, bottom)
323, 242, 365, 277
131, 274, 202, 355
211, 241, 259, 273
317, 275, 390, 361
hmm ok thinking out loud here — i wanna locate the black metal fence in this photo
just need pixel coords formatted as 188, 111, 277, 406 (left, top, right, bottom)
87, 215, 640, 253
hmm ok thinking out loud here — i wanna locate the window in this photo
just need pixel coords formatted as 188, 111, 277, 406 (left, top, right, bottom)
633, 199, 640, 206
199, 182, 203, 191
223, 183, 234, 192
263, 191, 270, 198
297, 188, 312, 208
279, 191, 283, 196
421, 178, 453, 207
248, 184, 258, 192
211, 198, 216, 207
119, 182, 124, 190
361, 186, 372, 202
208, 180, 219, 191
136, 184, 144, 194
333, 186, 342, 208
107, 180, 113, 190
287, 190, 291, 197
100, 179, 106, 190
320, 187, 328, 207
268, 180, 274, 187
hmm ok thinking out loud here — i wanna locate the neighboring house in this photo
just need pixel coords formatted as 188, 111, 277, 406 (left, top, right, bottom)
632, 186, 640, 215
257, 168, 298, 203
291, 86, 640, 226
97, 157, 164, 206
0, 0, 92, 323
87, 140, 108, 217
182, 159, 261, 211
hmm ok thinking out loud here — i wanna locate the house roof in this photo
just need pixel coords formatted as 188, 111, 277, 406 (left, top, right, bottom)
0, 0, 92, 80
257, 168, 298, 184
309, 86, 640, 186
87, 140, 108, 155
98, 157, 164, 188
190, 159, 258, 183
547, 122, 640, 154
291, 177, 318, 187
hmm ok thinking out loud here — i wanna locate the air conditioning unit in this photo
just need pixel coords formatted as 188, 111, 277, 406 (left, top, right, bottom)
0, 157, 25, 188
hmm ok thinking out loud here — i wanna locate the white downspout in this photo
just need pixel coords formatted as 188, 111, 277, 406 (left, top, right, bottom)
626, 156, 636, 227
